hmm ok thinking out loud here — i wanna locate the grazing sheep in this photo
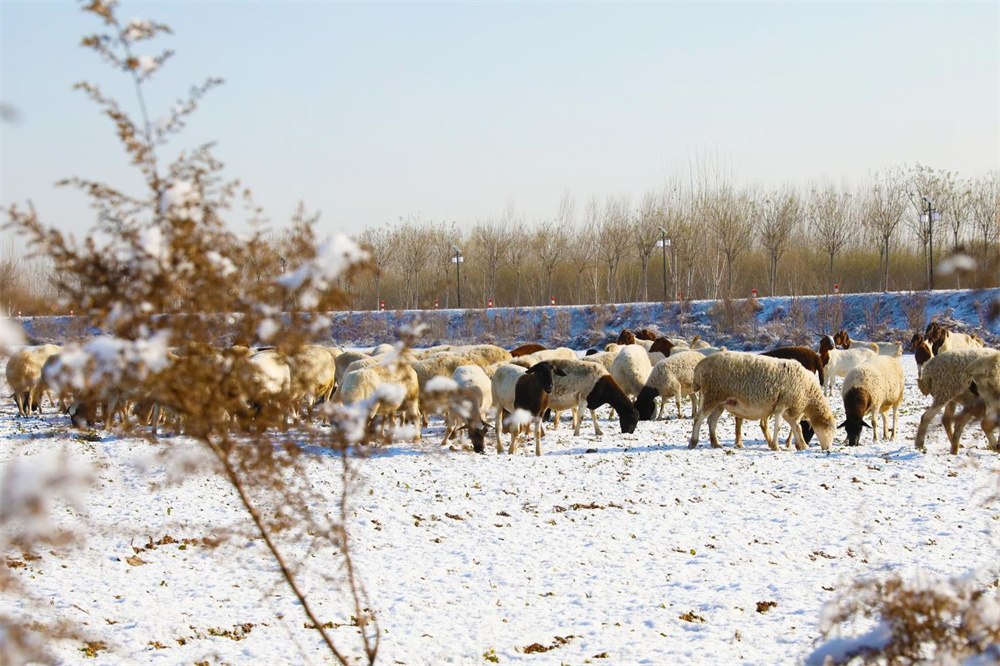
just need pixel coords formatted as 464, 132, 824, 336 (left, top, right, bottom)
287, 345, 337, 416
818, 335, 876, 396
610, 344, 652, 400
334, 362, 421, 440
234, 349, 292, 425
840, 356, 905, 446
963, 353, 1000, 451
441, 364, 493, 450
7, 344, 61, 415
635, 352, 702, 421
334, 351, 371, 388
6, 344, 62, 416
510, 343, 547, 357
690, 352, 836, 451
582, 350, 618, 372
370, 343, 395, 356
914, 348, 1000, 454
546, 358, 639, 436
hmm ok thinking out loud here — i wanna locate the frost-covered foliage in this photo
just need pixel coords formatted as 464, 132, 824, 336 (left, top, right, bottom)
808, 570, 1000, 665
1, 2, 376, 664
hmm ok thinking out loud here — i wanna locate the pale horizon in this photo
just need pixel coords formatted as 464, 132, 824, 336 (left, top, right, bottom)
1, 1, 997, 239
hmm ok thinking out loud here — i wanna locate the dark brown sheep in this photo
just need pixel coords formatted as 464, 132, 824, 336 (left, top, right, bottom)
510, 343, 547, 358
634, 329, 658, 341
761, 346, 825, 388
513, 361, 566, 456
649, 336, 675, 357
616, 329, 637, 345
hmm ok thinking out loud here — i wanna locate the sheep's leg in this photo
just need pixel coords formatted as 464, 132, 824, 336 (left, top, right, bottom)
104, 394, 120, 431
941, 402, 959, 442
589, 409, 603, 436
787, 416, 807, 451
551, 410, 560, 430
914, 402, 945, 451
733, 417, 744, 449
880, 408, 889, 441
891, 402, 899, 441
151, 403, 162, 438
759, 418, 772, 445
674, 396, 682, 419
689, 399, 715, 449
508, 428, 519, 455
495, 410, 504, 454
982, 413, 999, 451
13, 391, 25, 417
690, 392, 699, 420
706, 407, 723, 448
767, 410, 784, 451
534, 418, 542, 457
571, 405, 582, 436
948, 407, 976, 455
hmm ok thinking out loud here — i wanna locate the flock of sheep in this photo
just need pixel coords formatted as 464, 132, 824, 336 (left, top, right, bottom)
4, 321, 999, 456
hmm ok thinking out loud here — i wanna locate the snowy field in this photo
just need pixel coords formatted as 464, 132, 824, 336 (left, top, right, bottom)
2, 353, 998, 664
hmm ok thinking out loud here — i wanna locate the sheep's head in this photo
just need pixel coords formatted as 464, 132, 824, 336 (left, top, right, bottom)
925, 321, 945, 343
799, 421, 814, 445
619, 403, 640, 434
833, 330, 851, 348
909, 333, 924, 351
818, 335, 836, 354
616, 329, 636, 345
650, 337, 674, 356
838, 416, 871, 447
585, 349, 599, 356
635, 329, 657, 341
526, 361, 565, 393
634, 386, 658, 421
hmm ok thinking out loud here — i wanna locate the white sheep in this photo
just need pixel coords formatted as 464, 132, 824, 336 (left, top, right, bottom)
6, 344, 61, 416
490, 363, 527, 453
635, 352, 703, 421
840, 355, 905, 446
914, 348, 1000, 454
610, 344, 652, 399
287, 345, 337, 416
441, 364, 493, 447
818, 335, 876, 396
334, 362, 420, 440
334, 350, 371, 388
370, 343, 396, 356
690, 351, 837, 451
961, 353, 1000, 451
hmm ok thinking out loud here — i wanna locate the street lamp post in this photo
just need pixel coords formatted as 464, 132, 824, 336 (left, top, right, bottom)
656, 227, 671, 303
452, 245, 464, 308
922, 197, 940, 291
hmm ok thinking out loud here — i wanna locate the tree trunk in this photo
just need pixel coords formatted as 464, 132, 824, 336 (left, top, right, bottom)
883, 237, 891, 292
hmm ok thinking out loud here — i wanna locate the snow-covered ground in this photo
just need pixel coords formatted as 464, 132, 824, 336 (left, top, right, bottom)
2, 354, 998, 664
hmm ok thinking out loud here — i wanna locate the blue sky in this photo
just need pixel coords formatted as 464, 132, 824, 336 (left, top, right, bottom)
1, 1, 997, 238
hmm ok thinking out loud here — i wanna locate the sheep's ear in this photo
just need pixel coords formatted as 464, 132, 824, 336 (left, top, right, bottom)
837, 420, 846, 429
554, 367, 567, 377
861, 421, 872, 429
970, 381, 979, 397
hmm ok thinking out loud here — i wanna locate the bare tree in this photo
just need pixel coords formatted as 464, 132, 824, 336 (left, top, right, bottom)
704, 184, 754, 297
757, 185, 802, 296
427, 222, 461, 308
358, 224, 397, 310
906, 164, 958, 286
631, 189, 664, 301
503, 203, 528, 307
808, 181, 854, 291
596, 193, 632, 303
533, 193, 572, 305
970, 171, 1000, 260
470, 215, 510, 307
863, 167, 908, 291
395, 217, 433, 309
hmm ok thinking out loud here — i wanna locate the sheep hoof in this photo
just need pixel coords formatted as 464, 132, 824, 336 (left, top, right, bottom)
687, 442, 698, 450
